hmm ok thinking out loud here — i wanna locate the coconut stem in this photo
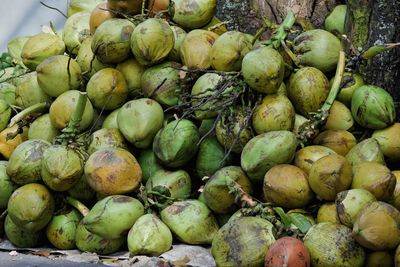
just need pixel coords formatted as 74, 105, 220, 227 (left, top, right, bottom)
65, 196, 90, 217
321, 51, 346, 112
55, 92, 87, 145
8, 102, 49, 128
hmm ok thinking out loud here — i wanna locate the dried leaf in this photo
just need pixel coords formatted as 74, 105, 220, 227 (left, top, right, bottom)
171, 255, 190, 267
31, 251, 51, 257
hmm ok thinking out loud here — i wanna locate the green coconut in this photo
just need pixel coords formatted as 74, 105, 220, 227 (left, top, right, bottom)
141, 61, 182, 106
5, 215, 42, 248
242, 46, 285, 94
63, 12, 91, 54
146, 169, 192, 202
313, 130, 357, 156
116, 58, 146, 96
7, 36, 29, 66
212, 216, 276, 267
137, 149, 164, 184
82, 195, 144, 239
345, 138, 385, 168
76, 36, 111, 78
6, 139, 51, 185
0, 161, 16, 209
160, 200, 219, 244
102, 108, 120, 129
86, 68, 128, 110
28, 114, 61, 143
91, 18, 135, 64
49, 90, 94, 131
85, 148, 142, 195
7, 183, 54, 232
130, 18, 174, 66
203, 166, 253, 214
294, 29, 343, 73
15, 72, 50, 109
191, 73, 226, 119
21, 33, 65, 70
351, 85, 396, 129
67, 0, 103, 17
87, 128, 127, 155
287, 67, 330, 118
351, 162, 396, 201
210, 31, 252, 71
263, 164, 313, 209
241, 131, 298, 183
117, 98, 164, 148
168, 26, 187, 61
46, 209, 82, 250
106, 0, 144, 15
353, 201, 400, 251
41, 145, 84, 192
36, 55, 82, 97
180, 29, 219, 69
170, 0, 216, 29
0, 82, 16, 106
153, 119, 200, 168
336, 189, 376, 228
0, 99, 11, 132
304, 222, 365, 267
75, 222, 125, 254
196, 136, 228, 178
215, 107, 253, 154
372, 122, 400, 161
308, 154, 353, 201
252, 94, 295, 134
324, 5, 347, 33
128, 213, 172, 256
0, 67, 26, 86
336, 72, 364, 105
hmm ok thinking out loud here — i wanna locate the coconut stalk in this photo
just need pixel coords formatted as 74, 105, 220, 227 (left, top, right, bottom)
8, 102, 49, 128
65, 196, 89, 217
297, 50, 346, 145
55, 92, 88, 146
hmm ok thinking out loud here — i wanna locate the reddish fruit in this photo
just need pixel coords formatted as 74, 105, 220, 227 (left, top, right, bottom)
265, 237, 311, 267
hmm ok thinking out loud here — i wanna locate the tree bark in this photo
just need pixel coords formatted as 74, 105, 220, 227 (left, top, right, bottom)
216, 0, 340, 35
346, 0, 400, 112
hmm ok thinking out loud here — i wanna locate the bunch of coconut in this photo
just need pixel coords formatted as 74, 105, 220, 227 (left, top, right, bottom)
1, 1, 400, 266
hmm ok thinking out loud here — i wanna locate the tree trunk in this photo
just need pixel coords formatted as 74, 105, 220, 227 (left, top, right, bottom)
345, 0, 400, 114
216, 0, 340, 35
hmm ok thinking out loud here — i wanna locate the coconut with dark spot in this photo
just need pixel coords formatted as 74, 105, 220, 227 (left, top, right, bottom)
82, 195, 144, 239
5, 215, 42, 248
91, 18, 135, 64
46, 209, 82, 250
212, 216, 276, 267
304, 222, 365, 267
6, 139, 51, 185
242, 46, 285, 94
130, 18, 174, 66
84, 148, 142, 195
7, 183, 54, 232
170, 0, 216, 29
160, 200, 219, 244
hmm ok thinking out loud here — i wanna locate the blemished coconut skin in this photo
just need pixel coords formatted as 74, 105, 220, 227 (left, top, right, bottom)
84, 148, 142, 195
353, 201, 400, 251
263, 164, 313, 209
304, 222, 365, 267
